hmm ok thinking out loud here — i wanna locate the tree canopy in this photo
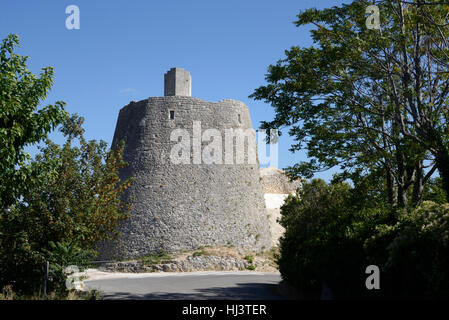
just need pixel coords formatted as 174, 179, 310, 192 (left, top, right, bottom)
251, 0, 449, 206
0, 34, 67, 209
0, 34, 132, 296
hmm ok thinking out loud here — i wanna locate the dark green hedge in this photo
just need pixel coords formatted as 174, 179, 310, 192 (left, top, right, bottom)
277, 179, 449, 299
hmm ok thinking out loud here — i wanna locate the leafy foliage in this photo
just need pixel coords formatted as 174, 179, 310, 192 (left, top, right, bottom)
42, 241, 94, 293
277, 179, 391, 298
278, 178, 449, 299
0, 115, 132, 295
366, 201, 449, 298
140, 252, 172, 266
250, 0, 449, 299
0, 34, 67, 209
251, 0, 449, 205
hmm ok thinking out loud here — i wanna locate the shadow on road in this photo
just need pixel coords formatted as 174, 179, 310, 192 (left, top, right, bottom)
101, 282, 285, 300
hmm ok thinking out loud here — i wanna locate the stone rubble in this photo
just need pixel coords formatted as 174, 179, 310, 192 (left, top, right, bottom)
99, 255, 276, 273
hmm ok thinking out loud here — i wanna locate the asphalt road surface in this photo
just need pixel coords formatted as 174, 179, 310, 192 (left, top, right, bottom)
84, 271, 284, 300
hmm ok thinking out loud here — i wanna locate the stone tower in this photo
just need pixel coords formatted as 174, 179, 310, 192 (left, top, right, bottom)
98, 68, 271, 260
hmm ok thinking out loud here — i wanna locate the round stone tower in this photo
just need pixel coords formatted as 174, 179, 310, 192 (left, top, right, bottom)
98, 68, 271, 260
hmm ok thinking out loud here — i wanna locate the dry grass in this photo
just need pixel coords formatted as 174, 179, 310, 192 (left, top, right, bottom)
171, 245, 279, 273
173, 246, 250, 261
0, 285, 15, 300
0, 286, 102, 300
114, 246, 280, 273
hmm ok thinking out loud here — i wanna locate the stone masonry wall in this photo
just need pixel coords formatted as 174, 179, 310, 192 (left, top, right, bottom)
260, 167, 302, 246
98, 96, 271, 260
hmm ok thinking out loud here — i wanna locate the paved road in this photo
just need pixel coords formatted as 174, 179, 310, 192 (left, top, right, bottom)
84, 271, 284, 300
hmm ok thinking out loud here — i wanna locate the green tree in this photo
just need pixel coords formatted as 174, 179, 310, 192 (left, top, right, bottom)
277, 179, 392, 298
251, 0, 449, 205
366, 201, 449, 298
278, 178, 449, 298
0, 34, 67, 209
0, 114, 133, 295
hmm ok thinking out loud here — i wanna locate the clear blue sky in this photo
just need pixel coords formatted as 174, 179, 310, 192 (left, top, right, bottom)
1, 0, 348, 181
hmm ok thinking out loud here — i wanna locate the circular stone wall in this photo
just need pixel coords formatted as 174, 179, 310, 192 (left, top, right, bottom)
98, 96, 271, 260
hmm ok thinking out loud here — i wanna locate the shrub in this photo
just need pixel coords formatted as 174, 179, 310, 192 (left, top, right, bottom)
244, 255, 254, 264
366, 201, 449, 299
277, 179, 392, 299
0, 115, 132, 297
278, 178, 449, 299
246, 264, 256, 271
422, 178, 448, 205
42, 241, 94, 294
140, 252, 172, 266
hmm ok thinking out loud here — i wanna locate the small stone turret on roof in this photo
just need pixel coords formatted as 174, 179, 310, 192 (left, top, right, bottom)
164, 67, 191, 97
